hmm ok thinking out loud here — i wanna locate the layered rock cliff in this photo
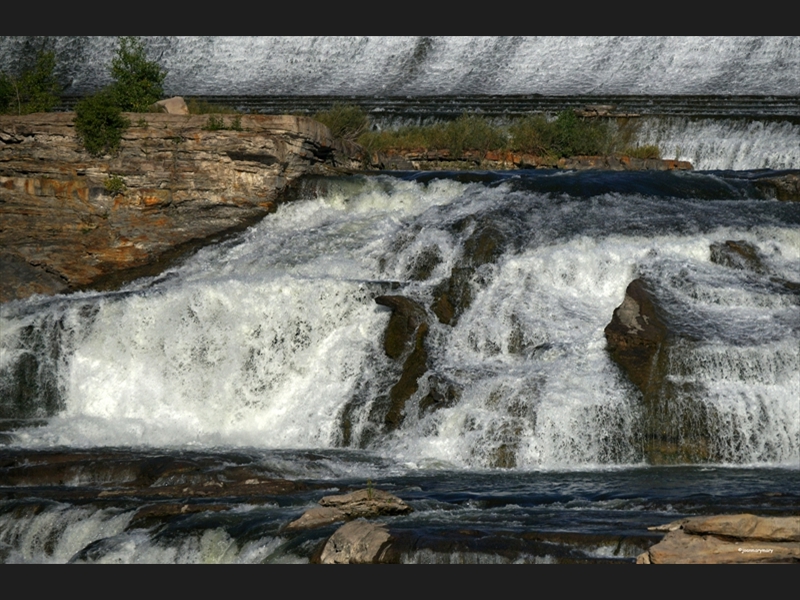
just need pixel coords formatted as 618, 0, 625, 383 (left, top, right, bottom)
0, 113, 365, 303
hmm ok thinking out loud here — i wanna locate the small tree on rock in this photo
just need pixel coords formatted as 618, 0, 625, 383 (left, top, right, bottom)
110, 37, 166, 112
0, 49, 61, 115
74, 88, 130, 156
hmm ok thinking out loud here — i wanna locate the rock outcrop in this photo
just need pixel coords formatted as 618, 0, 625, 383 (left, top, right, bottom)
637, 514, 800, 564
0, 112, 366, 303
604, 279, 711, 463
285, 488, 412, 531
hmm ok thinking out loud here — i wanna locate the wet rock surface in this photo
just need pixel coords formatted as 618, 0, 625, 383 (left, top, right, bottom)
374, 295, 431, 431
638, 514, 800, 564
604, 279, 711, 464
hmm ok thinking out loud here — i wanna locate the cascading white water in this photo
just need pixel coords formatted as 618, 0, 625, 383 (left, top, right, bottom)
2, 175, 797, 468
1, 37, 798, 96
637, 118, 800, 171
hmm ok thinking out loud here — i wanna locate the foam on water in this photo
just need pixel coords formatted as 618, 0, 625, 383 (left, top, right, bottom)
1, 175, 798, 468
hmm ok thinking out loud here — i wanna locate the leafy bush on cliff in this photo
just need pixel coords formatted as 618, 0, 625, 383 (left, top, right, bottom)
74, 89, 130, 156
110, 37, 166, 112
0, 50, 61, 115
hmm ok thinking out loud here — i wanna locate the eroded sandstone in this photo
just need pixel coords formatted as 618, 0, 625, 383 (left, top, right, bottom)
0, 112, 366, 303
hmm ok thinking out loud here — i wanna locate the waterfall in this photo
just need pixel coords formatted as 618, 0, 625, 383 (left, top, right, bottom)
1, 37, 798, 96
2, 173, 797, 468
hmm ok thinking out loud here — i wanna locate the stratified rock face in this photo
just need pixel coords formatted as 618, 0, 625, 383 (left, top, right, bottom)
0, 113, 366, 303
639, 514, 800, 564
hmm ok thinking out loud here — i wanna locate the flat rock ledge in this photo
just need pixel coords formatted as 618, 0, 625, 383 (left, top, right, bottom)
285, 488, 412, 531
637, 514, 800, 564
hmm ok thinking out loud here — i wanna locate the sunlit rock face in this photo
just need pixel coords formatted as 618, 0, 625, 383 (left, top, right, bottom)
0, 113, 365, 303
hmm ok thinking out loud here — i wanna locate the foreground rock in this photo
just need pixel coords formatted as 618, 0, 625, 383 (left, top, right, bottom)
315, 520, 393, 564
638, 514, 800, 564
285, 488, 412, 531
0, 112, 366, 303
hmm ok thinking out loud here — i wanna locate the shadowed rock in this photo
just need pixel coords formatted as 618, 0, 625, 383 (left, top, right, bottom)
604, 279, 712, 464
710, 240, 767, 273
375, 295, 431, 430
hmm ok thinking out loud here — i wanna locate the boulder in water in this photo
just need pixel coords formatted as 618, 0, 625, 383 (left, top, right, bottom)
604, 278, 712, 463
315, 520, 393, 564
638, 514, 800, 564
285, 488, 412, 531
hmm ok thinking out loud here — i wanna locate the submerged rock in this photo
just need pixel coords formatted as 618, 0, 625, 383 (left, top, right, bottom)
638, 514, 800, 564
710, 240, 767, 274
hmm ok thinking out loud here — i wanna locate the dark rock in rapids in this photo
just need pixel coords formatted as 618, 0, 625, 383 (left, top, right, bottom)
604, 279, 712, 464
710, 240, 767, 274
752, 171, 800, 202
374, 295, 431, 431
432, 217, 507, 326
604, 279, 669, 395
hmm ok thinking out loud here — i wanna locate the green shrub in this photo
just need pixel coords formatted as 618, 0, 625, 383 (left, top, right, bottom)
508, 114, 552, 155
0, 73, 13, 113
549, 110, 612, 157
110, 37, 166, 112
436, 113, 507, 156
74, 89, 130, 156
104, 174, 126, 195
0, 50, 60, 115
624, 144, 661, 159
313, 103, 369, 140
203, 114, 226, 131
202, 114, 244, 132
357, 110, 654, 162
